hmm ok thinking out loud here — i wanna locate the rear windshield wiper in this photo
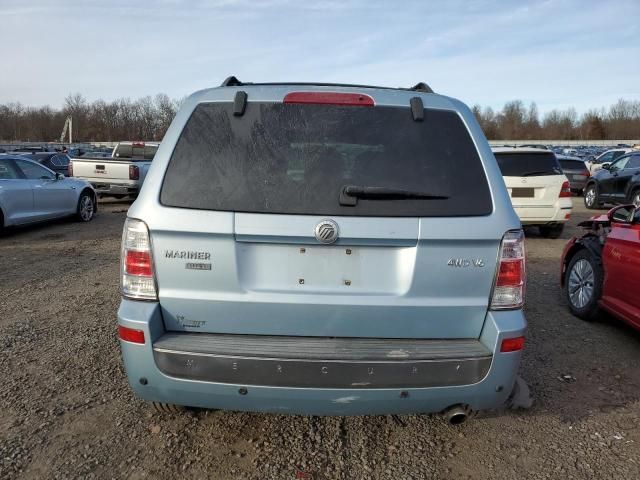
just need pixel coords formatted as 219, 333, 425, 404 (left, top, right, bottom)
339, 185, 449, 206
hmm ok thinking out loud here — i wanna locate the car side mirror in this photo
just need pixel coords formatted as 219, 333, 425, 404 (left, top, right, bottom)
602, 163, 610, 170
55, 173, 65, 180
608, 204, 636, 224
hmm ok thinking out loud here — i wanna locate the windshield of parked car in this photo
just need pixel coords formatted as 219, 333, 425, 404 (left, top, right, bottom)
160, 102, 493, 217
494, 151, 563, 177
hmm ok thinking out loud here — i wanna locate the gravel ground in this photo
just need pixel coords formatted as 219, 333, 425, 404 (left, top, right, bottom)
1, 197, 639, 480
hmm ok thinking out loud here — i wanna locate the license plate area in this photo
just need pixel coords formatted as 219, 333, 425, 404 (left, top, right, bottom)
511, 187, 535, 198
235, 243, 415, 295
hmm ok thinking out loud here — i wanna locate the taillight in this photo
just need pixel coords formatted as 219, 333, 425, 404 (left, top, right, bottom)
121, 218, 157, 300
500, 336, 525, 353
129, 165, 140, 180
491, 230, 526, 310
559, 180, 571, 198
118, 325, 145, 344
68, 161, 73, 177
283, 92, 374, 106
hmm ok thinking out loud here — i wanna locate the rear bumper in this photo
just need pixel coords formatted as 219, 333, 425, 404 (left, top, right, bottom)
91, 182, 138, 196
515, 199, 572, 225
118, 300, 526, 415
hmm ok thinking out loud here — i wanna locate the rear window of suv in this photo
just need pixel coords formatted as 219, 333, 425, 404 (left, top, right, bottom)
160, 101, 493, 217
559, 159, 587, 171
495, 151, 563, 177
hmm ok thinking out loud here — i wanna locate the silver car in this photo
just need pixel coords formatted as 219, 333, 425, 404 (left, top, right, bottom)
118, 78, 527, 421
0, 155, 97, 230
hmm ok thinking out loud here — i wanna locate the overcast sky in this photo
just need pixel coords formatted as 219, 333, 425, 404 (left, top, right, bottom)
1, 0, 638, 114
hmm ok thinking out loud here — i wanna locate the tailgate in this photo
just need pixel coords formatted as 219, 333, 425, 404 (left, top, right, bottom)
151, 212, 501, 339
71, 159, 132, 183
505, 175, 565, 207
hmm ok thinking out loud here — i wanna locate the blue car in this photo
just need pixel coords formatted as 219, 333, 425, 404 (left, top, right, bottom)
0, 155, 96, 230
117, 77, 527, 421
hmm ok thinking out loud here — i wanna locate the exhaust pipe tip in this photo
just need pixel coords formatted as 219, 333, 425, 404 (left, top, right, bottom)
443, 405, 471, 426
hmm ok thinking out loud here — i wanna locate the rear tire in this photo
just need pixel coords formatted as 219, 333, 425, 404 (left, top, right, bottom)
151, 402, 186, 414
565, 248, 603, 321
76, 191, 95, 222
539, 223, 564, 239
584, 184, 600, 209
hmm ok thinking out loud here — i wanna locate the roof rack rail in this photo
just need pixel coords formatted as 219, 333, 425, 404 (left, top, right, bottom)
219, 76, 435, 93
411, 82, 434, 93
221, 76, 244, 87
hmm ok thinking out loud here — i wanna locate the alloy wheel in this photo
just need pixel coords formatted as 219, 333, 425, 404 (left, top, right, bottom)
568, 259, 595, 309
585, 187, 596, 207
80, 195, 94, 221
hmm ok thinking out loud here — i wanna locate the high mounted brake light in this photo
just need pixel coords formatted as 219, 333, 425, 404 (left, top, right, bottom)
132, 141, 145, 147
559, 181, 571, 198
283, 92, 374, 106
121, 218, 157, 300
491, 230, 526, 310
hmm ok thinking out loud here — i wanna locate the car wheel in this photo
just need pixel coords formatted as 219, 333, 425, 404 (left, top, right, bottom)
539, 224, 564, 239
632, 190, 640, 208
76, 191, 95, 222
565, 249, 603, 321
584, 185, 599, 209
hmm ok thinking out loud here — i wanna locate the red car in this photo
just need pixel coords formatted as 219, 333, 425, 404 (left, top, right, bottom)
561, 204, 640, 329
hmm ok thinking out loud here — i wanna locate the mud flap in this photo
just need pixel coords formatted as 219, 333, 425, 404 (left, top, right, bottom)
505, 375, 534, 410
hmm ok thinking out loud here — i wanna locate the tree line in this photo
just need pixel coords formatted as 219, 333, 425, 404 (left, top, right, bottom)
471, 98, 640, 140
0, 93, 181, 143
0, 94, 639, 142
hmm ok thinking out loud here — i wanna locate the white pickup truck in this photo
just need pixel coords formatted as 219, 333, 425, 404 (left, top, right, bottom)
69, 142, 159, 198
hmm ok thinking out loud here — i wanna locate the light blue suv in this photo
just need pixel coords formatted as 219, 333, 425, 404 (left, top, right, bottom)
117, 77, 527, 422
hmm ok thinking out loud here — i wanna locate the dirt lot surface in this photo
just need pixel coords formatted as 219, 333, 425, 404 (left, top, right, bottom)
1, 198, 639, 480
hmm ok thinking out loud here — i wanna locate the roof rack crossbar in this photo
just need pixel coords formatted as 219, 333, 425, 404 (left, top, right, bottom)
219, 77, 435, 93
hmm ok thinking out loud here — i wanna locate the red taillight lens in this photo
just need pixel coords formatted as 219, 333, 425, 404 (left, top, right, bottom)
559, 180, 571, 198
500, 336, 525, 353
495, 260, 524, 287
118, 325, 145, 344
125, 250, 152, 276
129, 165, 140, 180
68, 162, 73, 177
283, 92, 374, 106
491, 230, 526, 310
121, 218, 157, 300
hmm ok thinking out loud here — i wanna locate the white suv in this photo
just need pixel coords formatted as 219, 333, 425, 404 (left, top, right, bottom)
493, 147, 572, 238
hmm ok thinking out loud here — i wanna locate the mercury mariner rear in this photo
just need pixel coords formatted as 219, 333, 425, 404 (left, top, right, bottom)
117, 79, 527, 417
